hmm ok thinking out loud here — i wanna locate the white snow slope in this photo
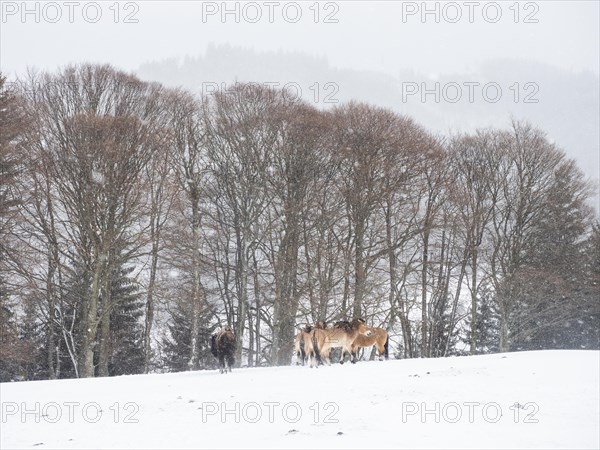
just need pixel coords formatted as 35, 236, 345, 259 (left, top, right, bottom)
1, 350, 598, 449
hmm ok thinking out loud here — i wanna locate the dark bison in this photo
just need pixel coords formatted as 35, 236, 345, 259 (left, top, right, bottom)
210, 326, 236, 373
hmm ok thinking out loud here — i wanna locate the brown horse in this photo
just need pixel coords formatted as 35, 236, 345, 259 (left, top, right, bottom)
210, 326, 236, 373
309, 318, 372, 366
351, 327, 389, 361
294, 325, 312, 365
293, 321, 326, 366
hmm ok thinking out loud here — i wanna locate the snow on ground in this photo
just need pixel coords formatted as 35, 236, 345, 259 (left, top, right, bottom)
1, 350, 598, 449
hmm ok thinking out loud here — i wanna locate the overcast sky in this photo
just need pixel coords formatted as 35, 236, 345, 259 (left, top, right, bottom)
2, 1, 598, 77
1, 1, 599, 185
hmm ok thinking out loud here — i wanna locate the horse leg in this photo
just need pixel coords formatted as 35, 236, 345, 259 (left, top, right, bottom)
384, 335, 390, 360
323, 347, 331, 365
309, 334, 320, 368
219, 354, 225, 374
315, 349, 322, 366
350, 344, 358, 363
349, 346, 358, 364
339, 348, 346, 364
310, 350, 319, 368
313, 345, 323, 366
299, 340, 306, 366
376, 344, 384, 361
306, 349, 314, 368
227, 353, 235, 372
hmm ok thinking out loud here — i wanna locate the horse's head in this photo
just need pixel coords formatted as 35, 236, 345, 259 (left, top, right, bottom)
353, 318, 372, 337
221, 325, 236, 342
301, 324, 313, 333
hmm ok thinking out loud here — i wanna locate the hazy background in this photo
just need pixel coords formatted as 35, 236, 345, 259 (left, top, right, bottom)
2, 0, 598, 187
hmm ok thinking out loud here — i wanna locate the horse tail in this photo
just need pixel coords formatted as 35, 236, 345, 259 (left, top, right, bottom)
384, 334, 389, 360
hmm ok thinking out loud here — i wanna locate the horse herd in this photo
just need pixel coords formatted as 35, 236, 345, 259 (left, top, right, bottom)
294, 318, 389, 368
210, 319, 389, 374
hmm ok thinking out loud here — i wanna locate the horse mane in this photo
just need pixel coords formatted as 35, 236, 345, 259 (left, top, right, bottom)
220, 328, 236, 347
333, 320, 352, 332
315, 320, 327, 329
334, 318, 366, 332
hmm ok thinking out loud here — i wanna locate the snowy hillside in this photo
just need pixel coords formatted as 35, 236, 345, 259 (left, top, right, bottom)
1, 350, 598, 449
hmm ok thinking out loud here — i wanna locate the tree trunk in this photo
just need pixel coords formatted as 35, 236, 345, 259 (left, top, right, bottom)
253, 254, 261, 366
144, 238, 159, 373
499, 298, 510, 352
97, 305, 111, 377
273, 208, 301, 366
46, 249, 57, 379
470, 247, 478, 354
271, 260, 283, 365
445, 247, 468, 356
78, 257, 103, 378
188, 300, 200, 370
97, 264, 114, 377
353, 218, 365, 318
44, 174, 60, 379
421, 229, 429, 357
188, 198, 203, 371
234, 230, 247, 367
247, 304, 254, 367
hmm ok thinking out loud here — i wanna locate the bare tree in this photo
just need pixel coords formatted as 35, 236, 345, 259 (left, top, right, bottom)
487, 121, 570, 351
331, 103, 421, 319
266, 100, 330, 365
0, 74, 33, 380
204, 84, 279, 365
160, 89, 209, 371
20, 65, 163, 377
448, 130, 503, 354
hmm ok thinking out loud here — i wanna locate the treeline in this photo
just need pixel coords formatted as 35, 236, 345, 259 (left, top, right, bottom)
1, 65, 598, 381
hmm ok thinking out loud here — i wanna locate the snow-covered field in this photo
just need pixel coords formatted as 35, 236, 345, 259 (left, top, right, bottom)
1, 350, 598, 449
